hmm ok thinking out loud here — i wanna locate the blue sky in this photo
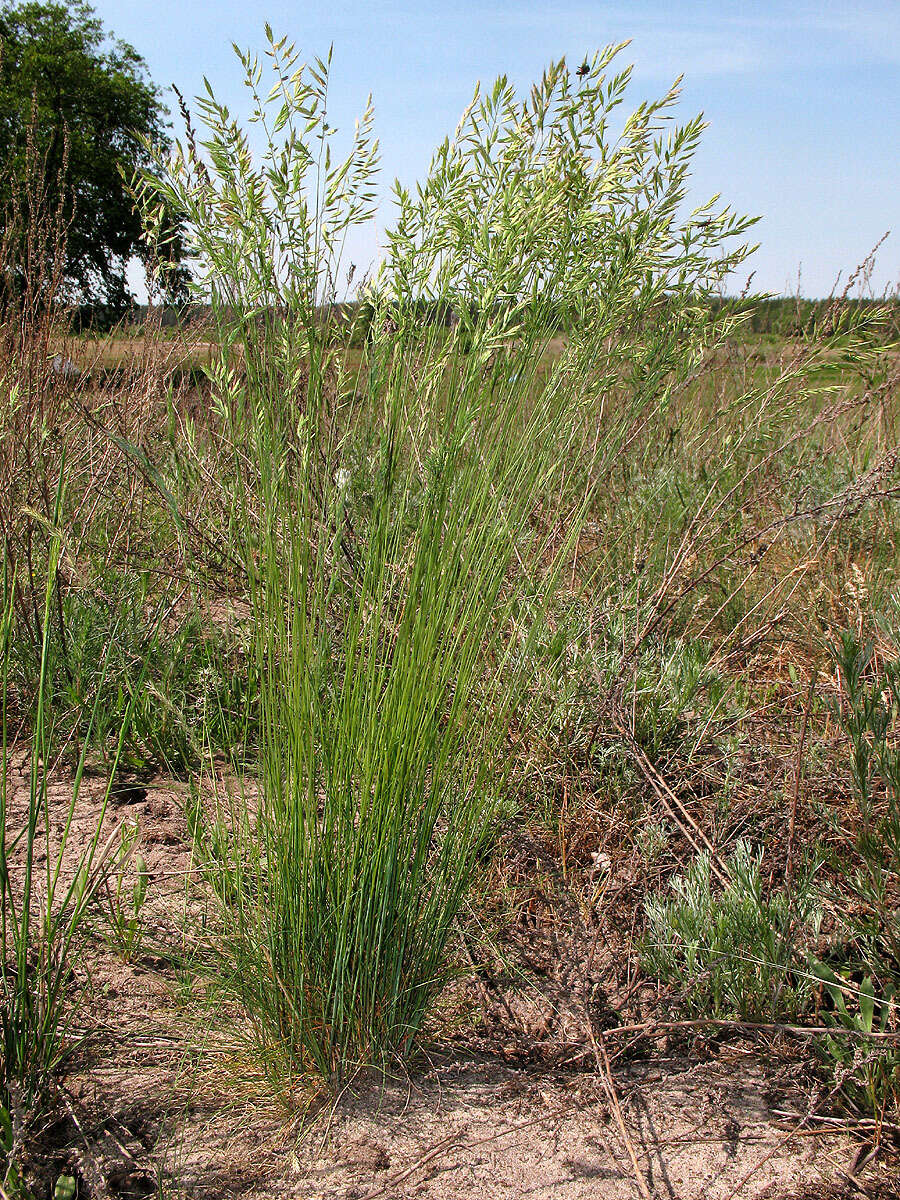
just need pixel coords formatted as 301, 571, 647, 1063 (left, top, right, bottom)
97, 0, 899, 297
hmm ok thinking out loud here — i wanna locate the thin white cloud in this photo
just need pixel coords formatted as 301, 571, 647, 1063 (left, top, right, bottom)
428, 1, 900, 73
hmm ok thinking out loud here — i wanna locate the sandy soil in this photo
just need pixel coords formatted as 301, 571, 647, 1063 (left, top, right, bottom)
6, 756, 898, 1199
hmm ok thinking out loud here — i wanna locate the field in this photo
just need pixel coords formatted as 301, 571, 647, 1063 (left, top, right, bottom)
3, 41, 900, 1200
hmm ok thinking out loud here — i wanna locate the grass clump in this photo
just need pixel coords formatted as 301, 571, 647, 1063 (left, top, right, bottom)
133, 32, 756, 1088
1, 494, 142, 1188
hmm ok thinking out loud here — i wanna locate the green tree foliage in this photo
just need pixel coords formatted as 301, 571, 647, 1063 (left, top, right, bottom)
0, 0, 186, 313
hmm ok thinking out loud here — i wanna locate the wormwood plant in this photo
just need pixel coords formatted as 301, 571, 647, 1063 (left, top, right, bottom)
642, 842, 822, 1021
136, 31, 755, 1087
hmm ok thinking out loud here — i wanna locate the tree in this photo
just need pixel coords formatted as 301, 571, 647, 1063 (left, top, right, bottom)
0, 0, 186, 314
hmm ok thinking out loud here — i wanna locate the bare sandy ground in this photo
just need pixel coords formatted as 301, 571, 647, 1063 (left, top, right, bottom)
6, 758, 897, 1198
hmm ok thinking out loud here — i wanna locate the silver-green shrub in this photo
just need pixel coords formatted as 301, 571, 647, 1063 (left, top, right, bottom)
642, 842, 822, 1021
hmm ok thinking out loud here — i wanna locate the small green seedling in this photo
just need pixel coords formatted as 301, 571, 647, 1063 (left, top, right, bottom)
54, 1174, 77, 1200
